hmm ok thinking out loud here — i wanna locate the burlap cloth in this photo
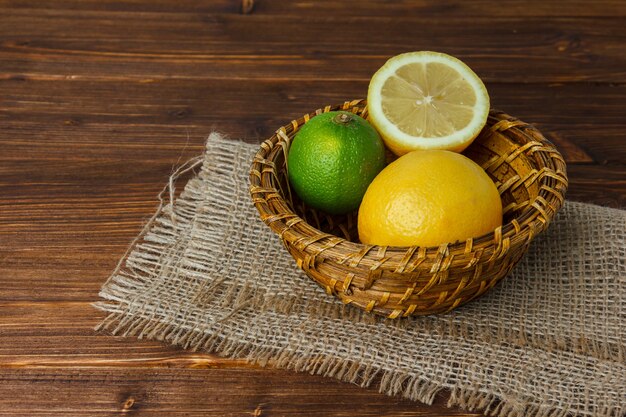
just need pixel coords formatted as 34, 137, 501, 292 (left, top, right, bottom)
95, 134, 625, 417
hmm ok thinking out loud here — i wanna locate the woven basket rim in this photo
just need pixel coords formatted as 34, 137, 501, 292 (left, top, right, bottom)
249, 100, 568, 267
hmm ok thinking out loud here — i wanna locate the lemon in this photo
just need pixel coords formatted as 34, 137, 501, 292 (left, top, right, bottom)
358, 150, 502, 247
287, 111, 386, 215
367, 51, 490, 155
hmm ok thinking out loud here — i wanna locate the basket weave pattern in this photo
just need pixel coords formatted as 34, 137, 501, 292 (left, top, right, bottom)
250, 100, 568, 318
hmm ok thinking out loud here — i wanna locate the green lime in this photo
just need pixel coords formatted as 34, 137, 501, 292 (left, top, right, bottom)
287, 111, 386, 215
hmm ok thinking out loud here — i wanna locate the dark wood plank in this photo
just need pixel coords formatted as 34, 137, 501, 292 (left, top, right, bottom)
562, 164, 626, 208
0, 301, 244, 364
1, 11, 625, 83
0, 367, 475, 417
4, 0, 626, 17
1, 79, 624, 163
248, 0, 626, 17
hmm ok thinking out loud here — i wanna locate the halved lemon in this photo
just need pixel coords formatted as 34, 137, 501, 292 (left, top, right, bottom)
367, 51, 490, 155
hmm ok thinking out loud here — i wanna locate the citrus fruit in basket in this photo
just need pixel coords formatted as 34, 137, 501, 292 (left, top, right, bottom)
287, 111, 386, 215
358, 150, 502, 247
367, 51, 490, 155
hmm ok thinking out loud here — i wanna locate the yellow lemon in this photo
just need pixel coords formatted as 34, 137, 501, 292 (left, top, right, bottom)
367, 51, 490, 155
358, 150, 502, 247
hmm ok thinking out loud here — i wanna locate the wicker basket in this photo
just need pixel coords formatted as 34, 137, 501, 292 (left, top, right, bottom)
249, 100, 568, 318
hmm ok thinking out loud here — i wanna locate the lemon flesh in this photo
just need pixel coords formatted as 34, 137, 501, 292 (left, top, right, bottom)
368, 51, 490, 155
357, 150, 502, 247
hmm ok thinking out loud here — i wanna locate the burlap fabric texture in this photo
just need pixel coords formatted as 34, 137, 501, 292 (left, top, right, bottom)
96, 134, 625, 417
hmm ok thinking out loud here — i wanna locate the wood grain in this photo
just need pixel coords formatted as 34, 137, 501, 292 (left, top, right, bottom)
4, 0, 626, 17
0, 0, 624, 416
0, 81, 623, 164
0, 368, 478, 417
1, 12, 625, 83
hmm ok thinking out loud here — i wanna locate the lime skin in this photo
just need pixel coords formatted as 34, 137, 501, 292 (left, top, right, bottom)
287, 111, 386, 215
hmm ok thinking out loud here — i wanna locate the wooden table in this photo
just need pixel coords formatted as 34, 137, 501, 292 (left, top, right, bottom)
1, 1, 624, 415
